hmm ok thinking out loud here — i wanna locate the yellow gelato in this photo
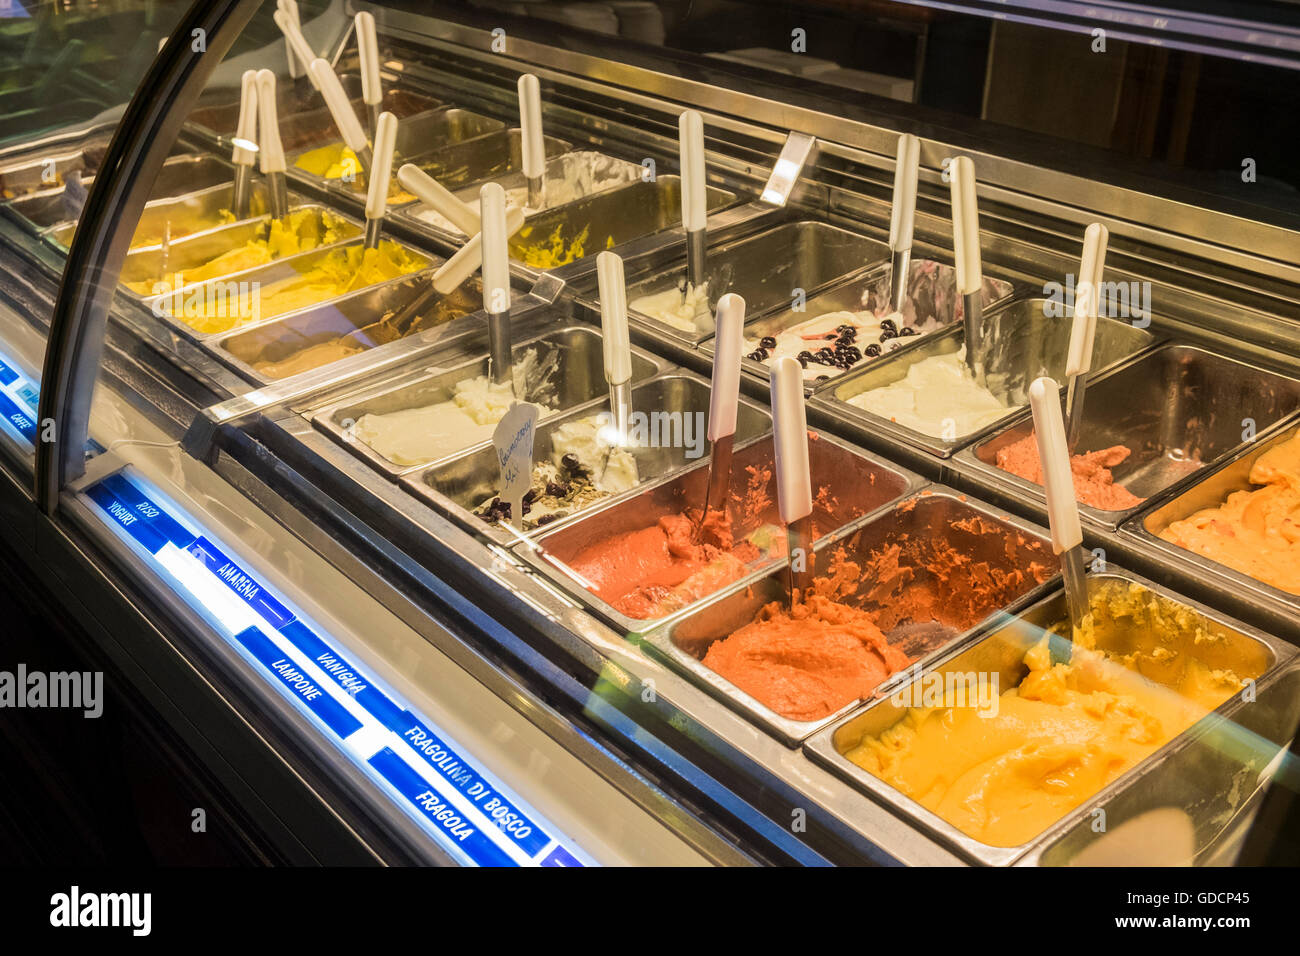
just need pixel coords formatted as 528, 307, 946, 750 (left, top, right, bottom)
127, 209, 349, 295
162, 241, 424, 335
510, 222, 614, 269
843, 582, 1248, 847
292, 143, 415, 203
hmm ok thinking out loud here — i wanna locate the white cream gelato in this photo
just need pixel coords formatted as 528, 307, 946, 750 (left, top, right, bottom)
629, 281, 711, 333
550, 415, 639, 493
744, 308, 915, 383
847, 347, 1016, 440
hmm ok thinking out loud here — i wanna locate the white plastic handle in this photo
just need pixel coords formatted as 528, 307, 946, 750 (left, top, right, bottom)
432, 207, 524, 295
949, 156, 983, 296
770, 356, 813, 524
1066, 223, 1109, 377
597, 252, 632, 386
231, 69, 258, 167
254, 70, 285, 174
1030, 376, 1082, 555
518, 73, 545, 182
273, 6, 316, 87
355, 11, 381, 107
679, 110, 706, 233
709, 293, 745, 442
397, 164, 481, 236
480, 183, 511, 315
310, 58, 368, 155
889, 133, 920, 254
365, 111, 397, 221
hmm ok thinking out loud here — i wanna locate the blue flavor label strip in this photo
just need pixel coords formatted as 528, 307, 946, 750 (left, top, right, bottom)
80, 466, 591, 867
0, 391, 37, 443
234, 626, 363, 739
395, 713, 552, 857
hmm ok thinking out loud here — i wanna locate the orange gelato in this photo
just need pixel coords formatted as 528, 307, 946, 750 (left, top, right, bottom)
1160, 432, 1300, 594
994, 432, 1144, 511
702, 554, 911, 721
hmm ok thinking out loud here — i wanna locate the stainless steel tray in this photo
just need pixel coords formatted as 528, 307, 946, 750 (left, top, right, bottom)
312, 323, 667, 478
955, 344, 1300, 531
287, 107, 506, 199
1124, 417, 1300, 612
637, 486, 1056, 745
520, 427, 927, 636
0, 129, 110, 200
702, 257, 1017, 394
1025, 658, 1300, 866
403, 370, 772, 546
399, 146, 641, 238
623, 220, 891, 344
806, 568, 1290, 865
213, 271, 482, 386
399, 128, 571, 208
118, 204, 362, 302
814, 295, 1159, 459
507, 176, 737, 272
47, 176, 280, 252
140, 235, 433, 345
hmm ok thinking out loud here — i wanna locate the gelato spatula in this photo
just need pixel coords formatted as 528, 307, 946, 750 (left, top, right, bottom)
230, 70, 259, 220
275, 0, 315, 86
679, 110, 708, 308
362, 111, 397, 251
1065, 223, 1109, 449
481, 183, 514, 387
771, 356, 814, 602
700, 292, 745, 529
597, 251, 633, 446
355, 11, 382, 140
519, 74, 546, 211
1030, 375, 1091, 652
949, 156, 985, 384
254, 70, 290, 222
311, 57, 372, 175
887, 133, 920, 319
397, 163, 481, 237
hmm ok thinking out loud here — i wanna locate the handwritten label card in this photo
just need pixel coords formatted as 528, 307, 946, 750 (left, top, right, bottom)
492, 403, 539, 528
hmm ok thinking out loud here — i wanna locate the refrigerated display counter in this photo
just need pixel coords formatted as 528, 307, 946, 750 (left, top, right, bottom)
2, 0, 1299, 865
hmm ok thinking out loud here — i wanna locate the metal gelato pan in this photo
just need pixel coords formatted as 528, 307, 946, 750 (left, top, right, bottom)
638, 487, 1055, 745
1125, 418, 1300, 612
0, 129, 110, 200
957, 344, 1300, 531
816, 295, 1158, 459
214, 272, 482, 386
401, 128, 570, 203
400, 146, 640, 238
190, 82, 442, 152
1027, 658, 1300, 866
704, 257, 1017, 393
313, 324, 665, 478
404, 370, 772, 546
118, 204, 361, 301
624, 220, 890, 343
47, 177, 280, 252
806, 569, 1285, 865
521, 428, 924, 637
507, 176, 736, 272
139, 236, 433, 343
288, 107, 506, 198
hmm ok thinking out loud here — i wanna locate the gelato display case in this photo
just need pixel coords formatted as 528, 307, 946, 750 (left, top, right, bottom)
2, 0, 1299, 867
